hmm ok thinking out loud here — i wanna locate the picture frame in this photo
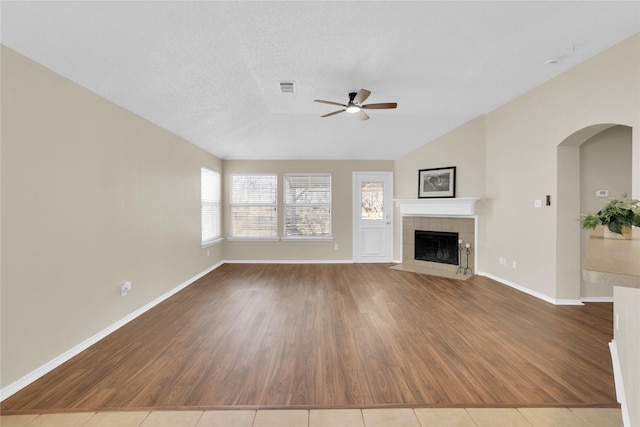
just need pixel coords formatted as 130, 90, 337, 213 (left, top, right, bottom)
418, 166, 456, 198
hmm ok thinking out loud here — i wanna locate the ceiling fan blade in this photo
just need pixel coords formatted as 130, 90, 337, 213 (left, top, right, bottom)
361, 102, 398, 110
353, 89, 371, 105
314, 100, 346, 107
356, 110, 370, 121
321, 109, 346, 118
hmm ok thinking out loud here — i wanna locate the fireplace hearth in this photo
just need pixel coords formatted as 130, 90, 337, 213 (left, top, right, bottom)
414, 230, 459, 265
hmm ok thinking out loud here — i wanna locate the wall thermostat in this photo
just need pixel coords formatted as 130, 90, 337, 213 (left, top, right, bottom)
595, 189, 609, 197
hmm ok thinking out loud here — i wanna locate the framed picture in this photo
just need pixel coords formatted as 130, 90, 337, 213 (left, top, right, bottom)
418, 166, 456, 198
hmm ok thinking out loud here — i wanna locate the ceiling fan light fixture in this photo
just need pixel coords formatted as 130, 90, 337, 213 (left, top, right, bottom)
314, 89, 396, 120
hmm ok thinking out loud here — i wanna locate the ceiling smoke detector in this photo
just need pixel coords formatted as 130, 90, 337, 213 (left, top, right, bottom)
545, 43, 580, 66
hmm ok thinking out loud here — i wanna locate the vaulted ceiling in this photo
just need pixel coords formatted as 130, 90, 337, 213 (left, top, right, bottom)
2, 1, 639, 160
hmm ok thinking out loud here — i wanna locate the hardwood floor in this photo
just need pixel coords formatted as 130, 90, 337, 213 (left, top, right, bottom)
1, 263, 618, 414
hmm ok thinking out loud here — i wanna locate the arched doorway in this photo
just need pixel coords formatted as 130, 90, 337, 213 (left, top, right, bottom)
556, 124, 633, 301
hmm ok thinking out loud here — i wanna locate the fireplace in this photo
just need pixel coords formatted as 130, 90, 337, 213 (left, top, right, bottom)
394, 198, 479, 276
414, 230, 459, 265
399, 215, 475, 275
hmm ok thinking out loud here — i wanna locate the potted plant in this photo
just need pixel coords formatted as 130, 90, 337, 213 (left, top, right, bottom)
581, 199, 640, 239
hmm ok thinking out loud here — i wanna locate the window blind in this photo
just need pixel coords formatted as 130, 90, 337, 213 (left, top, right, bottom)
201, 167, 221, 246
284, 174, 331, 237
230, 174, 278, 237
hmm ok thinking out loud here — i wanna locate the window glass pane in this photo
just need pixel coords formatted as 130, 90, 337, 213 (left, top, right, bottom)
230, 174, 278, 237
201, 167, 221, 245
284, 174, 331, 237
361, 181, 384, 220
284, 175, 330, 204
231, 206, 278, 237
231, 175, 277, 204
284, 206, 331, 237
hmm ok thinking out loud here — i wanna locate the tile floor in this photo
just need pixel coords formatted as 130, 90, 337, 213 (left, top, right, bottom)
0, 407, 623, 427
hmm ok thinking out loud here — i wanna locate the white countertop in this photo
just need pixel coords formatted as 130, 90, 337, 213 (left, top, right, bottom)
582, 227, 640, 289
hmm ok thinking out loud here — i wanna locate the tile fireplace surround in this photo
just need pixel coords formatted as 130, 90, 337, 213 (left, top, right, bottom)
395, 198, 479, 276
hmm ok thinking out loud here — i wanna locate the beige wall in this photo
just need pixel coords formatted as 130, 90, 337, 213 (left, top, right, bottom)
484, 34, 639, 300
1, 46, 223, 389
394, 115, 486, 200
394, 33, 640, 427
222, 159, 393, 261
394, 116, 486, 259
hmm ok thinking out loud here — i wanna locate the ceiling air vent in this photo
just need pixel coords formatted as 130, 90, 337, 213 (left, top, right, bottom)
279, 81, 295, 93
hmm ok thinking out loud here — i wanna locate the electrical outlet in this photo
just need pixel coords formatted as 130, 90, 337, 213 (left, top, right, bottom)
207, 249, 210, 257
512, 261, 517, 269
334, 244, 339, 251
534, 199, 542, 208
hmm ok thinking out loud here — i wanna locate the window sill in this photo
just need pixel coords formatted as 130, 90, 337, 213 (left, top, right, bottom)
227, 236, 280, 242
201, 238, 223, 248
226, 236, 334, 242
281, 236, 333, 242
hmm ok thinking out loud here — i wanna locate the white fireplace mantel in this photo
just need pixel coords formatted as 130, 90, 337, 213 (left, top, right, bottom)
394, 198, 480, 216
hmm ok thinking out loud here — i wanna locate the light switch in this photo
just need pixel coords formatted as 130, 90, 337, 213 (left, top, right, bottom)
534, 200, 542, 208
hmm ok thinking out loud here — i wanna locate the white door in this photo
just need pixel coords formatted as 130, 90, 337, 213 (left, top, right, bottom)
353, 172, 393, 262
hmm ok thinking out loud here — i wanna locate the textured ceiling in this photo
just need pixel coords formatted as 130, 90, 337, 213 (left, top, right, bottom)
2, 1, 639, 160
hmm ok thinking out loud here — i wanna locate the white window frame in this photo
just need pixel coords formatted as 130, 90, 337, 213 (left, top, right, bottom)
283, 173, 332, 240
229, 173, 279, 240
201, 167, 221, 247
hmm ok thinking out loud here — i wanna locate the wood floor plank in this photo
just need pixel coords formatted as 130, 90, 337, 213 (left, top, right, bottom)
1, 264, 618, 413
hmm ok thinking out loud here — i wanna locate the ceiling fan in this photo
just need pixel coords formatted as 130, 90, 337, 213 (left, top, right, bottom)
314, 89, 397, 120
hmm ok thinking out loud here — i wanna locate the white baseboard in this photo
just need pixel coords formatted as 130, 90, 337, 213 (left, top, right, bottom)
0, 262, 223, 402
223, 259, 403, 264
477, 272, 584, 306
609, 340, 631, 427
581, 296, 614, 303
224, 259, 355, 264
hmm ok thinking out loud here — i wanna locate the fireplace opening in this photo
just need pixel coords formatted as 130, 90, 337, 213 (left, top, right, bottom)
414, 230, 459, 265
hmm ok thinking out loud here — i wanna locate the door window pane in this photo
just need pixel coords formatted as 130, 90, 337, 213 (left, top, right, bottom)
361, 181, 383, 220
